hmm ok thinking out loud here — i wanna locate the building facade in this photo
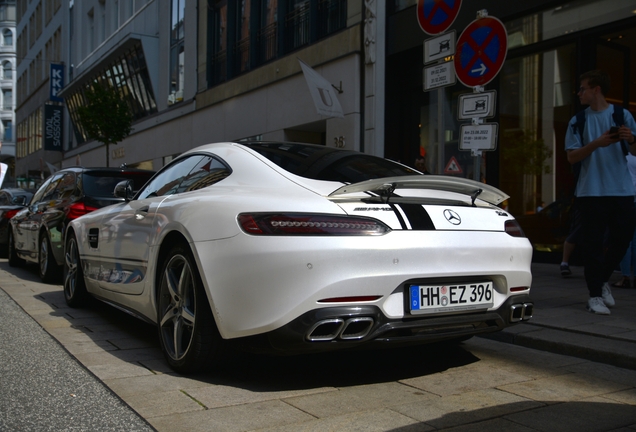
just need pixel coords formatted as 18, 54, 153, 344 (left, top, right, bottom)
13, 0, 636, 228
0, 0, 16, 187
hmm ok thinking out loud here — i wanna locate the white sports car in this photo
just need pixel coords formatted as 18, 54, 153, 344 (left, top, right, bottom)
64, 141, 533, 374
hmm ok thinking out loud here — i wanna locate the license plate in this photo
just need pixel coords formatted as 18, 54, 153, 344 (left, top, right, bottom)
409, 282, 494, 314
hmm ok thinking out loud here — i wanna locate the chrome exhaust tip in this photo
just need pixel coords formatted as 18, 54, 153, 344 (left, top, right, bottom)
340, 317, 374, 340
306, 318, 344, 341
510, 302, 533, 323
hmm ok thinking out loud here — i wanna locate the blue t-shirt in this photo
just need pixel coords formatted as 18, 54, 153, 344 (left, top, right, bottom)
565, 105, 636, 197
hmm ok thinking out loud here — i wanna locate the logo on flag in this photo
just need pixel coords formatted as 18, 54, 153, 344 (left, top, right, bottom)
298, 59, 344, 119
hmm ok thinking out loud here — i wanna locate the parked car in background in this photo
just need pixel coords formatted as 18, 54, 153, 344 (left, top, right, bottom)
64, 141, 534, 374
8, 167, 154, 282
0, 188, 34, 257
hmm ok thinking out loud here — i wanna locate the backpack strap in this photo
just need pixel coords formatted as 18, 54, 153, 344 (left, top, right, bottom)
611, 104, 628, 155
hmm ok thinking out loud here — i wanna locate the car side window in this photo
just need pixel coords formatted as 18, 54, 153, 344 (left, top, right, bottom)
41, 174, 64, 202
137, 156, 205, 200
176, 156, 230, 193
55, 173, 77, 200
0, 191, 7, 205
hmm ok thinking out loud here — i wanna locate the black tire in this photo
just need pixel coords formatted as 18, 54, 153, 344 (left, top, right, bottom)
64, 233, 88, 308
38, 233, 60, 283
7, 228, 24, 267
156, 243, 221, 374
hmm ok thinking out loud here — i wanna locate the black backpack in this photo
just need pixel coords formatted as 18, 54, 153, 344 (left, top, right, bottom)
572, 104, 627, 184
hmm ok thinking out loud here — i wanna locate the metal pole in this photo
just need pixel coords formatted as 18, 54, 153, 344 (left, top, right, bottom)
437, 87, 444, 174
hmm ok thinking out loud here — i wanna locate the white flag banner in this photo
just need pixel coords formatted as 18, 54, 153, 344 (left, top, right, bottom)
45, 160, 58, 174
298, 59, 344, 119
0, 162, 6, 188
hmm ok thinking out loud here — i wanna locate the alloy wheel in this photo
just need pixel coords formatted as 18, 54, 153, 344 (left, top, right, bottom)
158, 254, 197, 362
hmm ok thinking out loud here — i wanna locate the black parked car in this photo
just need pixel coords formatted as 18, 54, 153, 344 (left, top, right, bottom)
0, 188, 34, 257
8, 167, 154, 282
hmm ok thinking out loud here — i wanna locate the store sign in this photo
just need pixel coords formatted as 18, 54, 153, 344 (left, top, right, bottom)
50, 63, 64, 102
44, 104, 63, 152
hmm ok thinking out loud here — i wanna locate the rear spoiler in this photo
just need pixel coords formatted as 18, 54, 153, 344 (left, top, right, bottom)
329, 175, 509, 206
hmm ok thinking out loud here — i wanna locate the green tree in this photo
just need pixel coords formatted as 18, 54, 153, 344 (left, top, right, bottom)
75, 82, 133, 167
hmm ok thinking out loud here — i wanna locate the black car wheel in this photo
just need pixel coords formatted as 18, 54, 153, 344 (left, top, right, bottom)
64, 233, 88, 307
157, 243, 220, 374
7, 228, 24, 267
38, 233, 60, 283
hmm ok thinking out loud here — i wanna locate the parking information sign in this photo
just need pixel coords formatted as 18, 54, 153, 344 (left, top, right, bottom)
454, 16, 507, 87
424, 31, 456, 64
459, 123, 498, 151
458, 90, 496, 119
423, 61, 456, 91
416, 0, 462, 35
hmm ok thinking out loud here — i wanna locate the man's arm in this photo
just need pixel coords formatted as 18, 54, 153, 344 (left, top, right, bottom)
617, 125, 636, 155
566, 130, 618, 164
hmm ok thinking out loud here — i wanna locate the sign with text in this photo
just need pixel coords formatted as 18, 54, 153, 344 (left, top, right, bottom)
459, 123, 498, 151
458, 91, 496, 119
424, 31, 456, 64
50, 63, 64, 102
44, 104, 63, 152
423, 61, 456, 91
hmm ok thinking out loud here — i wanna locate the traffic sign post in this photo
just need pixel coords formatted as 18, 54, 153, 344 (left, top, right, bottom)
417, 0, 462, 35
454, 12, 507, 88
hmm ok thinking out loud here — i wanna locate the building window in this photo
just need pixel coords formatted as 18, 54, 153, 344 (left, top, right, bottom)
2, 88, 11, 110
3, 61, 11, 79
207, 0, 346, 88
209, 0, 227, 86
64, 42, 158, 147
3, 119, 12, 141
2, 28, 12, 46
168, 0, 185, 105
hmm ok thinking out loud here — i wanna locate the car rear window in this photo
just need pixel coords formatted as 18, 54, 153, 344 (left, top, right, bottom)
82, 172, 154, 197
246, 142, 418, 183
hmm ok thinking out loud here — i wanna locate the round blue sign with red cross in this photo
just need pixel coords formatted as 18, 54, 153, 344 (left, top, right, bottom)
416, 0, 462, 36
454, 16, 508, 87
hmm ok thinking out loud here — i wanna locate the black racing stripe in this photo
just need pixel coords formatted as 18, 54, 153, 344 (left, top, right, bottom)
397, 204, 435, 230
389, 203, 408, 229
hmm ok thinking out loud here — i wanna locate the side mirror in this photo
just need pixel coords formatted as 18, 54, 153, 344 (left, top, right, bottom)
12, 196, 27, 206
114, 180, 134, 202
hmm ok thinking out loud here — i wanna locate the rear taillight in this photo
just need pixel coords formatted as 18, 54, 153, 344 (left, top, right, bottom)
67, 202, 99, 220
505, 220, 525, 238
2, 209, 19, 220
238, 213, 390, 236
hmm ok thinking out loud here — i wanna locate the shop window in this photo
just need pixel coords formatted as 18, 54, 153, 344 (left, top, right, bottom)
168, 0, 185, 105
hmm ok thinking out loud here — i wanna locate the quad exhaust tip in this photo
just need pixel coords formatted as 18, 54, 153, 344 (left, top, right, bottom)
510, 302, 533, 323
306, 317, 374, 342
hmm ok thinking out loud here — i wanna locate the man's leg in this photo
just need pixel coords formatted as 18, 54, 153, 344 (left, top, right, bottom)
577, 197, 607, 298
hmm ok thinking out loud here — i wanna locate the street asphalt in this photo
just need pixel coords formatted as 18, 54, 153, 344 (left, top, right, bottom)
0, 258, 635, 431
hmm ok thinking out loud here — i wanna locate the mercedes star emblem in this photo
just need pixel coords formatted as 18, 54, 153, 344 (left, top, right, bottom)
443, 209, 461, 225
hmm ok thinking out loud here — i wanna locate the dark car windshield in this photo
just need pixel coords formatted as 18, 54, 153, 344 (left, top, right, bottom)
82, 171, 154, 197
244, 142, 419, 183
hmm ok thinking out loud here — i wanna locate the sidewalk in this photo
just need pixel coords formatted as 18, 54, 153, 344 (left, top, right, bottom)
484, 262, 636, 371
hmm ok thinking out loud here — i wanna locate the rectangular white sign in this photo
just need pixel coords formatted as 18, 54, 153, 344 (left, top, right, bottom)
423, 62, 456, 91
424, 31, 456, 64
459, 123, 498, 151
458, 91, 496, 119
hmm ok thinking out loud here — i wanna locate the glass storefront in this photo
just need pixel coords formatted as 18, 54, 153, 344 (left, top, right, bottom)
386, 1, 636, 223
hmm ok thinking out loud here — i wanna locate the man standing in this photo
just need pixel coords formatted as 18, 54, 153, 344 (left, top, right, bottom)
565, 69, 636, 315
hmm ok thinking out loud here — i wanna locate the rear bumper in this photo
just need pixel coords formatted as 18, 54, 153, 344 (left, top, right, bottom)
230, 294, 533, 355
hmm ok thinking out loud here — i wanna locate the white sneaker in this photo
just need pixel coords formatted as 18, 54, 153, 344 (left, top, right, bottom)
601, 283, 615, 307
587, 297, 610, 315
